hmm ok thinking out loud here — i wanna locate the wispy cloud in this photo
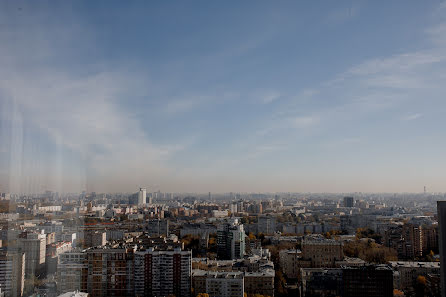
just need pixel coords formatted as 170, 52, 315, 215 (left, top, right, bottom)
166, 97, 204, 114
326, 4, 360, 24
0, 16, 183, 193
261, 91, 281, 104
291, 116, 320, 128
402, 113, 423, 121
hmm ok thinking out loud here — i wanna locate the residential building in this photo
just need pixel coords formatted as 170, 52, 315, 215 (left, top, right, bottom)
0, 248, 25, 297
17, 231, 46, 278
300, 237, 344, 268
257, 215, 276, 235
300, 268, 343, 297
217, 220, 246, 260
342, 265, 393, 297
193, 271, 244, 297
146, 219, 169, 237
57, 250, 87, 294
85, 246, 135, 297
390, 261, 440, 293
279, 249, 301, 279
422, 224, 438, 254
134, 247, 191, 297
344, 197, 354, 208
84, 231, 106, 248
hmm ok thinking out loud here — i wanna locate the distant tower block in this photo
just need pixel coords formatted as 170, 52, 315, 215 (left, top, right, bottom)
138, 187, 147, 205
424, 186, 427, 194
344, 196, 354, 208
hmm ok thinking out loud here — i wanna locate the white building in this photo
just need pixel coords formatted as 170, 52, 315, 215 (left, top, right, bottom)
56, 292, 88, 297
194, 271, 244, 297
138, 188, 147, 205
18, 231, 46, 278
212, 210, 228, 218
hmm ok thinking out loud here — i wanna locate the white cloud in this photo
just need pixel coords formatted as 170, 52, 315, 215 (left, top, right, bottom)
0, 68, 180, 192
0, 43, 184, 193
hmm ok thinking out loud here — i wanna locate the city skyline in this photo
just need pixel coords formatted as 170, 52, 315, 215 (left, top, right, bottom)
1, 1, 446, 193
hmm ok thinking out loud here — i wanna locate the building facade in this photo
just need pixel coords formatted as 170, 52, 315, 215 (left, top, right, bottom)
342, 265, 393, 297
217, 220, 246, 260
0, 249, 25, 297
134, 247, 191, 297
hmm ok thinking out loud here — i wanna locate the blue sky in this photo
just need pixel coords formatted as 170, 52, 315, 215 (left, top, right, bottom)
1, 1, 446, 193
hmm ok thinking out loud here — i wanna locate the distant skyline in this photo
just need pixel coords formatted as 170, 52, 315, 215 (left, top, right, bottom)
1, 1, 446, 193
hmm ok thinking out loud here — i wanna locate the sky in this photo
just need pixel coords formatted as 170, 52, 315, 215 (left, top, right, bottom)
1, 1, 446, 194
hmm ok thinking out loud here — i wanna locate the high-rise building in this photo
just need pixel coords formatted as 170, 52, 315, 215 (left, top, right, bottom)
401, 223, 423, 258
17, 231, 46, 278
138, 188, 147, 205
57, 250, 87, 294
0, 248, 25, 297
85, 246, 135, 297
422, 224, 438, 254
344, 197, 354, 208
134, 247, 191, 297
437, 201, 446, 297
217, 219, 246, 260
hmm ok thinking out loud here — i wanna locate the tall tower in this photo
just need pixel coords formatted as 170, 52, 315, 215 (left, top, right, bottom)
138, 188, 147, 205
344, 196, 354, 208
437, 201, 446, 297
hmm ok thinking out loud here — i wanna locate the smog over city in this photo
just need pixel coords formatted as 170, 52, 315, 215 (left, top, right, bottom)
1, 1, 446, 297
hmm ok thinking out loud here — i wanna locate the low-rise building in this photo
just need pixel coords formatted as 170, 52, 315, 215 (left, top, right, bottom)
193, 271, 244, 297
390, 261, 440, 292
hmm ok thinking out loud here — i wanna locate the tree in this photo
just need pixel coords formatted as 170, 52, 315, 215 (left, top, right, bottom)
343, 239, 397, 263
275, 270, 288, 297
414, 275, 426, 297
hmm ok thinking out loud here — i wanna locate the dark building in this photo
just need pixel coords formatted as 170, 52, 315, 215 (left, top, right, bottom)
146, 219, 169, 237
300, 268, 343, 297
437, 201, 446, 297
85, 246, 135, 297
342, 265, 393, 297
217, 221, 245, 260
344, 197, 354, 208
